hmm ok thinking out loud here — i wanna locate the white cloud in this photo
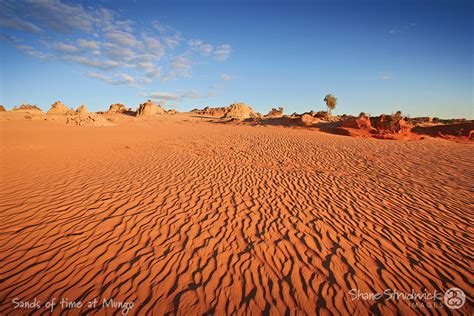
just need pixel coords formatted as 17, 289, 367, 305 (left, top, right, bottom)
105, 30, 141, 48
2, 1, 233, 89
0, 16, 42, 33
65, 56, 122, 69
164, 33, 182, 49
147, 92, 180, 101
179, 90, 205, 99
220, 74, 232, 81
135, 62, 162, 78
161, 53, 192, 80
146, 69, 162, 79
0, 33, 17, 42
141, 33, 165, 59
15, 44, 53, 60
14, 0, 106, 33
103, 43, 135, 61
171, 54, 191, 70
188, 39, 214, 56
389, 23, 416, 35
53, 42, 78, 53
141, 89, 208, 103
213, 44, 231, 62
119, 73, 135, 84
136, 62, 155, 71
151, 20, 174, 33
86, 72, 144, 87
77, 39, 100, 49
15, 44, 33, 51
379, 72, 391, 80
150, 20, 182, 49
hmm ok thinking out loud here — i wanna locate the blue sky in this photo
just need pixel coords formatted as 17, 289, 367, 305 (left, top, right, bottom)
0, 0, 472, 118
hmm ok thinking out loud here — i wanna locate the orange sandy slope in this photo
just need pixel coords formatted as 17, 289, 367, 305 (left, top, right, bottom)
0, 113, 472, 315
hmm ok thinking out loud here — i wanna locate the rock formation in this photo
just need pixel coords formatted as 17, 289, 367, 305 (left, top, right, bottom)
264, 107, 284, 118
192, 106, 231, 117
341, 114, 374, 130
136, 100, 165, 116
107, 103, 127, 114
0, 105, 5, 111
12, 104, 43, 113
223, 103, 257, 120
370, 113, 413, 134
338, 112, 418, 140
47, 101, 74, 115
313, 111, 330, 120
300, 114, 322, 127
76, 105, 88, 114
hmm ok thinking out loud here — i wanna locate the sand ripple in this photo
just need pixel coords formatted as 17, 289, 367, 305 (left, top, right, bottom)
0, 119, 472, 315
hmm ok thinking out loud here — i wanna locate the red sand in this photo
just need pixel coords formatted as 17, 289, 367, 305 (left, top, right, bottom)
0, 112, 472, 314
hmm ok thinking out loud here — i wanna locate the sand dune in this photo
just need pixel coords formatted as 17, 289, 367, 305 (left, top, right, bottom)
0, 113, 472, 315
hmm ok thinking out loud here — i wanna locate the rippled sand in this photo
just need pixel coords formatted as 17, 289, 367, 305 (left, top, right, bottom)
0, 113, 472, 315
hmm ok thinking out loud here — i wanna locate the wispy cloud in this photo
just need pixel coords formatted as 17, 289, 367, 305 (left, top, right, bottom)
53, 42, 79, 53
140, 89, 213, 104
151, 20, 175, 34
1, 0, 233, 88
15, 44, 53, 60
64, 56, 122, 69
0, 33, 17, 42
188, 39, 214, 56
86, 72, 151, 87
213, 44, 232, 62
379, 72, 391, 80
389, 23, 416, 35
187, 40, 232, 61
161, 53, 193, 80
105, 30, 141, 48
0, 16, 41, 33
220, 74, 233, 81
77, 39, 100, 50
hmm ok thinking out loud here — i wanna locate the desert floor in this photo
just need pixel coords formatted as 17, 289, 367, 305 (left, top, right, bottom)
0, 112, 472, 315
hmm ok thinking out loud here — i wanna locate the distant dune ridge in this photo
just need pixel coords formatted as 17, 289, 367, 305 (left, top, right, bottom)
0, 111, 472, 315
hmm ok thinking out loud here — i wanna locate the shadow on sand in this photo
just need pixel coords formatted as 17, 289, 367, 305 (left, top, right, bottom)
206, 115, 349, 136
